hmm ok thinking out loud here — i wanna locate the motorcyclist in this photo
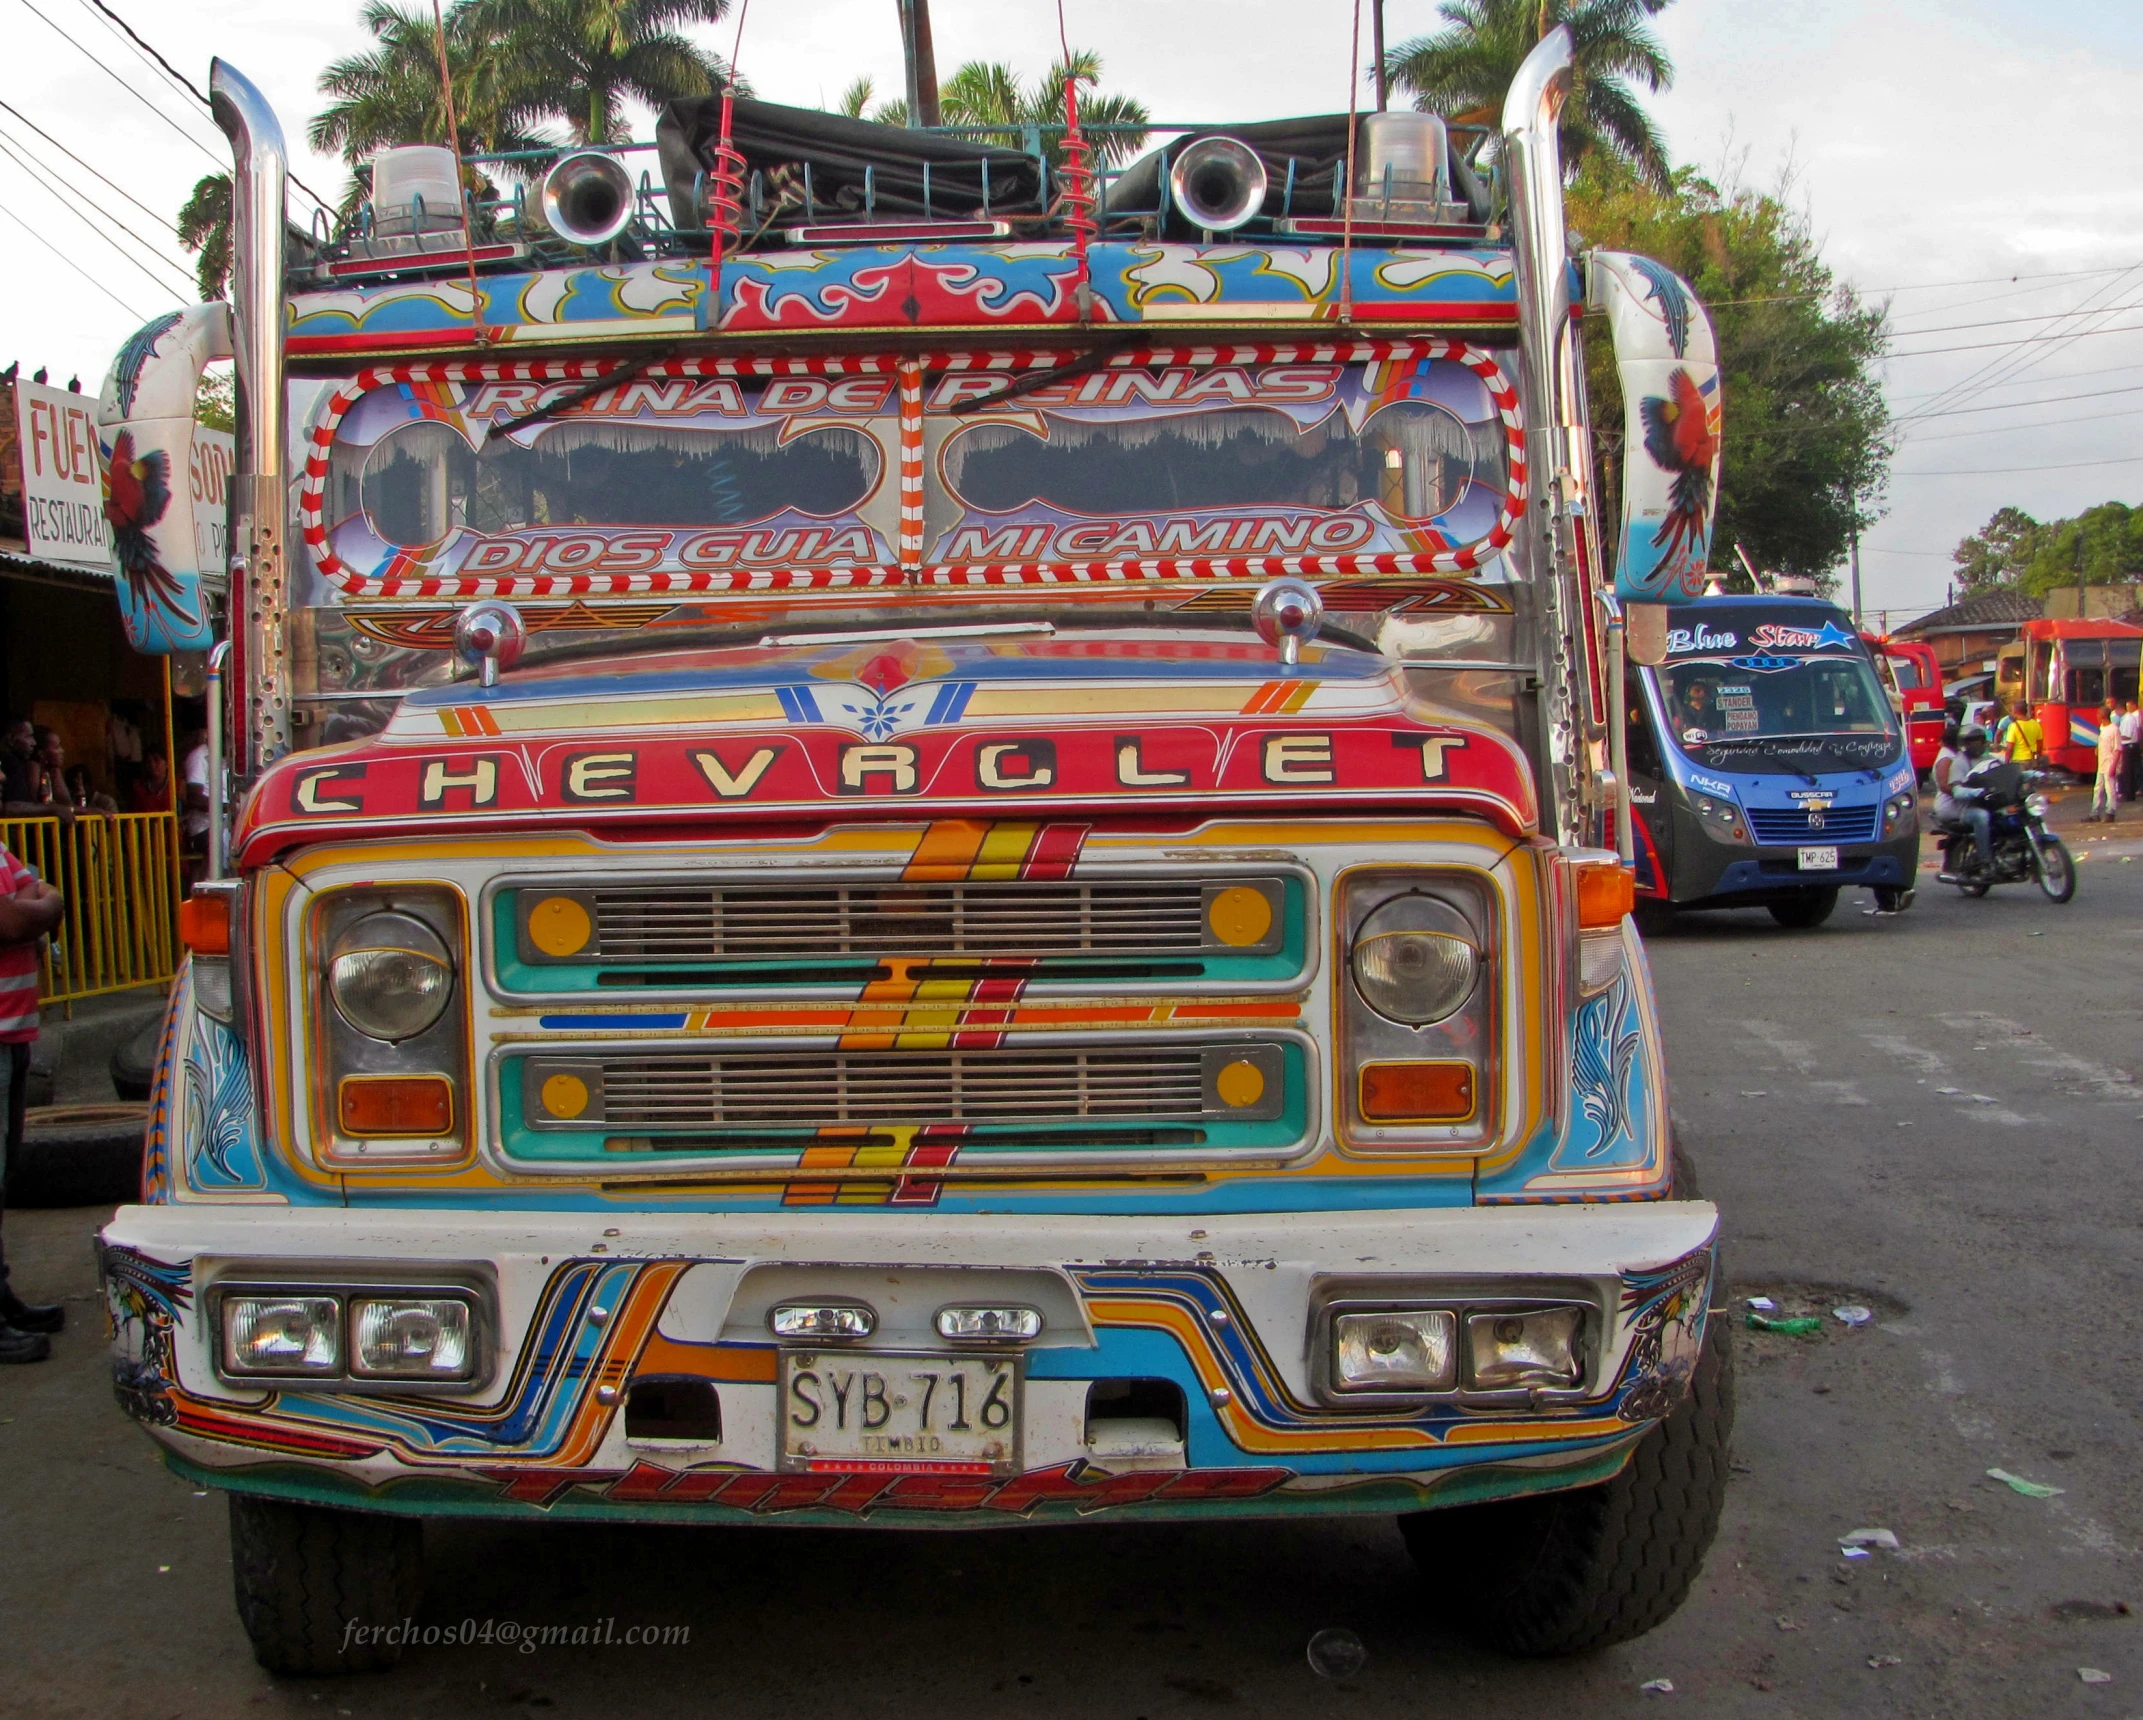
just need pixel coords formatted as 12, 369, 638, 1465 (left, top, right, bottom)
1936, 724, 1997, 875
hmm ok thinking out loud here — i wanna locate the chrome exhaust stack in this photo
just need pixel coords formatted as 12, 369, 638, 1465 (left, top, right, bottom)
209, 60, 291, 776
1501, 27, 1592, 849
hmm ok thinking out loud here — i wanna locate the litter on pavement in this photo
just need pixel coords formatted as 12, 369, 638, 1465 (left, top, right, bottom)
1640, 1678, 1675, 1694
1840, 1528, 1901, 1551
1833, 1305, 1873, 1326
1746, 1296, 1776, 1312
2079, 1668, 2112, 1684
1747, 1312, 1824, 1335
1987, 1468, 2065, 1498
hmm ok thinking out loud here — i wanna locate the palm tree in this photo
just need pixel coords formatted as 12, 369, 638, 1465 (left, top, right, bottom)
1384, 0, 1675, 188
311, 0, 556, 169
473, 0, 734, 145
938, 53, 1149, 164
835, 75, 907, 127
177, 173, 230, 300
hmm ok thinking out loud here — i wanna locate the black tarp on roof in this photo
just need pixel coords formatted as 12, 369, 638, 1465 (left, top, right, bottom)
657, 94, 1047, 232
1105, 115, 1492, 234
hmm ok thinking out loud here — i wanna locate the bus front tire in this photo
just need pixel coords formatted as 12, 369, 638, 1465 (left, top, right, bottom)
1397, 1312, 1734, 1656
1767, 888, 1838, 929
229, 1495, 423, 1676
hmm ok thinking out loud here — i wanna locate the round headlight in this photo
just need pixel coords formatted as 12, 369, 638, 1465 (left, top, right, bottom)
1350, 893, 1481, 1026
328, 911, 454, 1042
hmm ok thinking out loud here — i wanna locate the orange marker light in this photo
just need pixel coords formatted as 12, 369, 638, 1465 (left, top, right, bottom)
1575, 863, 1636, 928
1359, 1060, 1476, 1123
178, 893, 231, 955
338, 1075, 455, 1137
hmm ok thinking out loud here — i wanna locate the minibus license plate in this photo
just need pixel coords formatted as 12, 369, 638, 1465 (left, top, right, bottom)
780, 1351, 1019, 1474
1798, 846, 1839, 871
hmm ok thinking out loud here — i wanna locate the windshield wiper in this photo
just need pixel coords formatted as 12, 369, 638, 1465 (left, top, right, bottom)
484, 345, 679, 442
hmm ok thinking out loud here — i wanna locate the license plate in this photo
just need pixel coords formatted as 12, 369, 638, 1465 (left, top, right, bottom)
779, 1351, 1019, 1476
1798, 846, 1839, 871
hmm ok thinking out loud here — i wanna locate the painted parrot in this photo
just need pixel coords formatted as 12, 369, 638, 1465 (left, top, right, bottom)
103, 429, 197, 630
1639, 366, 1719, 573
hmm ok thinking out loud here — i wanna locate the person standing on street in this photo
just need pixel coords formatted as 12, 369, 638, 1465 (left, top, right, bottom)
0, 840, 65, 1362
2087, 703, 2122, 823
2120, 697, 2141, 803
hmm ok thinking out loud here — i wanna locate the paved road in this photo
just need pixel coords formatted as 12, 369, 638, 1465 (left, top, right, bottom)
2, 837, 2138, 1718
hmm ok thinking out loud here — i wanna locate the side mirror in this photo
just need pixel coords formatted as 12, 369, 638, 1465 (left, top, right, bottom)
1625, 601, 1670, 667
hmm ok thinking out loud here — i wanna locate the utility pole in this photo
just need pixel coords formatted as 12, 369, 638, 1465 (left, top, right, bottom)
896, 0, 941, 127
1849, 526, 1862, 627
1373, 0, 1388, 111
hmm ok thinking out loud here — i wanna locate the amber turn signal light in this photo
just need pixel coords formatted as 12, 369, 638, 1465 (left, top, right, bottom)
178, 892, 231, 955
338, 1075, 455, 1137
1574, 863, 1636, 928
1359, 1060, 1476, 1123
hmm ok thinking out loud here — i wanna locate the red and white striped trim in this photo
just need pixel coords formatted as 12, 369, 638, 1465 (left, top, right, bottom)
295, 342, 1524, 599
897, 358, 925, 573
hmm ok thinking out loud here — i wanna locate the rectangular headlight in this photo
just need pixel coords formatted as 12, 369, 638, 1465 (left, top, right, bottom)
1465, 1306, 1585, 1389
222, 1295, 341, 1376
1333, 1309, 1458, 1391
350, 1297, 475, 1380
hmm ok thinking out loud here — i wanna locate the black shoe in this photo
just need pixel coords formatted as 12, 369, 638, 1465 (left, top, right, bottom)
0, 1324, 51, 1364
0, 1292, 63, 1334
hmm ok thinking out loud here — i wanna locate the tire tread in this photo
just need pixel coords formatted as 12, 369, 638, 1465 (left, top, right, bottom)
1401, 1312, 1734, 1656
229, 1495, 422, 1676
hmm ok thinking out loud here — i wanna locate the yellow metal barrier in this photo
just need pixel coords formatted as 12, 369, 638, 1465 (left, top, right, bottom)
0, 813, 180, 1006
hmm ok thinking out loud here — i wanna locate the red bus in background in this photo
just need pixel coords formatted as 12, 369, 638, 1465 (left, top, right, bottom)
1864, 633, 1946, 779
2001, 617, 2143, 776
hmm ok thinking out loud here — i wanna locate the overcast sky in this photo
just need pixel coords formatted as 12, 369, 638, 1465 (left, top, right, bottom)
4, 0, 2138, 623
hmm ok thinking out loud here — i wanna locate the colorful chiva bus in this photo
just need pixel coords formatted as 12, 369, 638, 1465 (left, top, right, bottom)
93, 33, 1735, 1675
1626, 598, 1919, 926
1995, 618, 2142, 777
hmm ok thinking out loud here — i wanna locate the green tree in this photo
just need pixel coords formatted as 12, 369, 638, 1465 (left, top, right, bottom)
1385, 0, 1676, 188
938, 54, 1149, 163
2013, 502, 2143, 596
1569, 153, 1892, 586
195, 369, 235, 432
311, 0, 557, 169
176, 173, 231, 300
1952, 505, 2041, 591
475, 0, 734, 145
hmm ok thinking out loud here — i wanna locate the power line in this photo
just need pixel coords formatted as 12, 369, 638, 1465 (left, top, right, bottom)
1888, 357, 2143, 406
71, 0, 207, 106
1901, 261, 2143, 421
1881, 320, 2143, 361
1884, 299, 2143, 345
1892, 454, 2143, 478
0, 99, 178, 236
1903, 404, 2143, 444
0, 133, 194, 294
11, 0, 224, 169
59, 0, 334, 213
0, 197, 144, 318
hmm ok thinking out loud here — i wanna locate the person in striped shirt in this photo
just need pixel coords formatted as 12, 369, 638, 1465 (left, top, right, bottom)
0, 842, 63, 1364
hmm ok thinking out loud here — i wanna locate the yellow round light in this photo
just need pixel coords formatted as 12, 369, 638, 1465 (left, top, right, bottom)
528, 895, 592, 957
1208, 886, 1274, 948
541, 1072, 590, 1119
1215, 1059, 1266, 1109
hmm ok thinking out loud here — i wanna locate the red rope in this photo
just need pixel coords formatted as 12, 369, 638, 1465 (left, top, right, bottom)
1058, 72, 1096, 321
706, 90, 744, 325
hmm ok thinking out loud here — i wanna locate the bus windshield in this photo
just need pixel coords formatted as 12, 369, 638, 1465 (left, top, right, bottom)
1654, 653, 1899, 772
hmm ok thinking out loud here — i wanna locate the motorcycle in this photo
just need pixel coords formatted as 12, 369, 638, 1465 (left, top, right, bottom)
1936, 762, 2076, 903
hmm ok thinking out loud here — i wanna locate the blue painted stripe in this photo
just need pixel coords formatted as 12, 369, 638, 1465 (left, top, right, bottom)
537, 1013, 689, 1031
925, 680, 976, 726
775, 683, 820, 723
